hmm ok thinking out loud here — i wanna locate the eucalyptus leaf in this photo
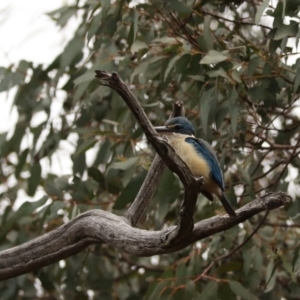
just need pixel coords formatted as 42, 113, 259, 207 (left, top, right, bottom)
28, 162, 42, 197
200, 50, 227, 64
255, 0, 270, 24
197, 281, 218, 300
229, 281, 259, 300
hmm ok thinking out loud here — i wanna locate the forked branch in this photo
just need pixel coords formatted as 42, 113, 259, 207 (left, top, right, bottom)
0, 192, 290, 280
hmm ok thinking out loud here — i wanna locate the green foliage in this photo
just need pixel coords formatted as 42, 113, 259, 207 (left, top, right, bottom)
0, 0, 300, 298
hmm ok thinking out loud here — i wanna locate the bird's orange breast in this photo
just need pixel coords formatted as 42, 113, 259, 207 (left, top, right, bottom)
169, 137, 210, 179
168, 136, 222, 196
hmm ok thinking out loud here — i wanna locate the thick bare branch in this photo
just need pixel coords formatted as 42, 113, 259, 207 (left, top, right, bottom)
0, 191, 290, 281
95, 70, 199, 242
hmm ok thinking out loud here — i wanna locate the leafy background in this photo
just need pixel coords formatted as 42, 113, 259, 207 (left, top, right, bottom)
0, 0, 300, 298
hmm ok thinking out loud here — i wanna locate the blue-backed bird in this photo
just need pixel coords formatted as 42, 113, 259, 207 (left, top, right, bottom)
155, 117, 236, 217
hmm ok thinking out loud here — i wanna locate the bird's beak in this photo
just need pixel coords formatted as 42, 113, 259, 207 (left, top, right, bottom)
154, 126, 175, 133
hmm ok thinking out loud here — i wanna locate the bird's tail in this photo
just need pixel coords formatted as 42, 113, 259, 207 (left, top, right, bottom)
219, 192, 236, 217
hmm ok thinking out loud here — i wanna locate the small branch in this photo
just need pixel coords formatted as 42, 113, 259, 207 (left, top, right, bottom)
200, 9, 272, 30
263, 222, 300, 228
273, 135, 300, 187
194, 211, 268, 281
190, 192, 288, 243
0, 191, 290, 280
170, 101, 185, 118
168, 9, 199, 49
125, 155, 166, 226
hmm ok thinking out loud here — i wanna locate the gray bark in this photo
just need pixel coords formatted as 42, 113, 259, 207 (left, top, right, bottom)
0, 192, 290, 280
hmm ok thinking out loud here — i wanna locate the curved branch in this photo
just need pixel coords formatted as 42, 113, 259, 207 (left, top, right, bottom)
0, 191, 290, 280
95, 70, 199, 242
125, 101, 185, 227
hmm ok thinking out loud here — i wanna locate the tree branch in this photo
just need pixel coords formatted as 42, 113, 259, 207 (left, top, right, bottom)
125, 154, 166, 226
125, 101, 185, 227
194, 211, 269, 281
0, 192, 291, 280
95, 71, 199, 243
199, 8, 272, 30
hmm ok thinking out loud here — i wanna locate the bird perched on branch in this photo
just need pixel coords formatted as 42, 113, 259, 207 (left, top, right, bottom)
155, 117, 236, 217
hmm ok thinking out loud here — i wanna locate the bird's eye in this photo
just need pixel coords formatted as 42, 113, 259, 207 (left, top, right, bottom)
174, 125, 181, 130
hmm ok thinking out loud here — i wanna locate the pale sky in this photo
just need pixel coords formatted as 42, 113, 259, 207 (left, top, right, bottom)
0, 0, 76, 134
0, 0, 69, 66
0, 0, 78, 208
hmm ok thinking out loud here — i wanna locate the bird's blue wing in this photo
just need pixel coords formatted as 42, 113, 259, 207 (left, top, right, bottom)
185, 137, 225, 190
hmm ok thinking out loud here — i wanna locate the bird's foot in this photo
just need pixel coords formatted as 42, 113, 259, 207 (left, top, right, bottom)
195, 176, 205, 192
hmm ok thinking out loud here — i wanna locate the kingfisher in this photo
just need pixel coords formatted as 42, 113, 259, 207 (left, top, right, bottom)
154, 117, 236, 217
